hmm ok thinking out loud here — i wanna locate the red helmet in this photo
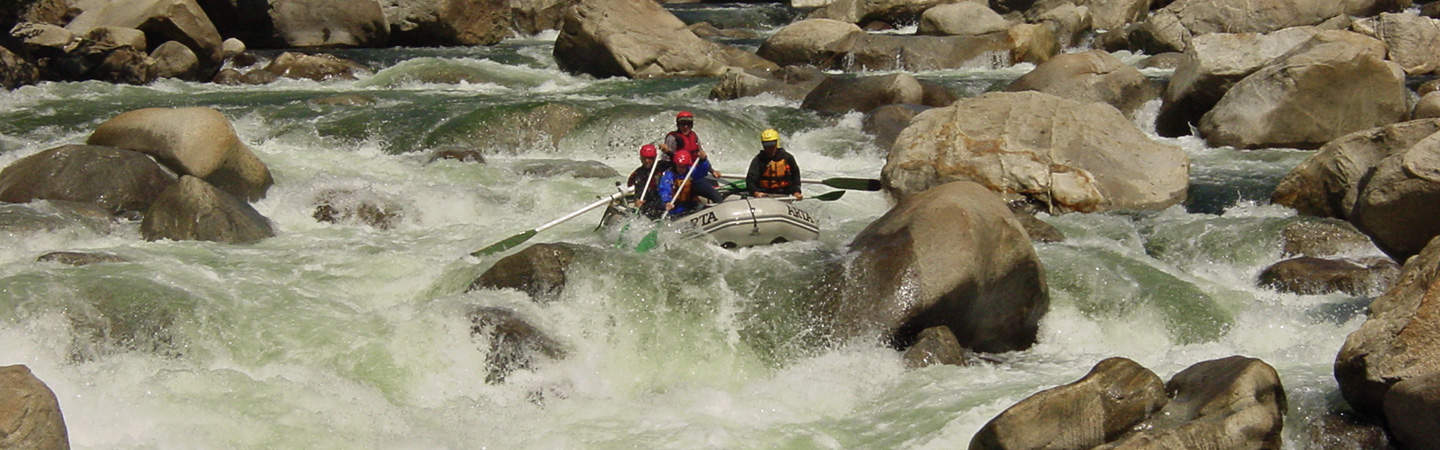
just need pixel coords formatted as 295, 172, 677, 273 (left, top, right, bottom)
676, 111, 694, 123
639, 144, 657, 158
673, 150, 693, 167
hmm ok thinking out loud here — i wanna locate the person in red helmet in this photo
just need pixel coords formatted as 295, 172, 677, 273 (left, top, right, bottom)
626, 143, 666, 218
658, 150, 721, 217
659, 110, 724, 206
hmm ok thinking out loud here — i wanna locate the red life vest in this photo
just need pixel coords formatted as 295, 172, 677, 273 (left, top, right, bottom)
667, 130, 701, 160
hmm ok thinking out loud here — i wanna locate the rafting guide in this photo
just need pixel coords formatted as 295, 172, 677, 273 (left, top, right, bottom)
746, 128, 802, 200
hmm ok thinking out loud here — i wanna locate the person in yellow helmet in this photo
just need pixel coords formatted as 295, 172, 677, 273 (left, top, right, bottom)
745, 128, 802, 200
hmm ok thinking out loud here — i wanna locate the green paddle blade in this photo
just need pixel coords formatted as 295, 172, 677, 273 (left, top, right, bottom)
822, 177, 882, 191
471, 229, 537, 256
635, 230, 659, 253
813, 190, 845, 201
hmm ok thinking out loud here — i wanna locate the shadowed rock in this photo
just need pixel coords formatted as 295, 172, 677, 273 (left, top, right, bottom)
385, 0, 507, 46
1382, 372, 1440, 448
902, 326, 972, 368
0, 144, 177, 217
1272, 119, 1440, 220
469, 306, 566, 384
971, 357, 1168, 449
37, 251, 128, 266
260, 52, 367, 81
802, 73, 954, 115
140, 176, 274, 243
1098, 356, 1286, 449
65, 0, 223, 72
512, 159, 619, 179
467, 243, 591, 302
311, 189, 403, 230
1258, 256, 1399, 296
1279, 218, 1377, 258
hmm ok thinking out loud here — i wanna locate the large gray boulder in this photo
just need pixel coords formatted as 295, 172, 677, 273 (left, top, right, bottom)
1198, 31, 1407, 149
1350, 131, 1440, 260
553, 0, 775, 79
883, 91, 1189, 213
801, 73, 953, 115
268, 0, 389, 47
1098, 356, 1287, 449
1271, 119, 1440, 219
917, 2, 1009, 36
0, 365, 70, 450
1156, 27, 1322, 137
65, 0, 223, 71
469, 306, 566, 384
806, 0, 955, 25
510, 0, 572, 36
756, 19, 864, 70
1004, 50, 1158, 119
1352, 12, 1440, 76
845, 32, 1017, 71
863, 103, 930, 151
815, 181, 1049, 352
259, 51, 366, 81
1383, 372, 1440, 449
1136, 0, 1403, 52
88, 107, 272, 201
150, 40, 199, 80
140, 175, 274, 243
708, 66, 827, 102
383, 0, 507, 46
1257, 256, 1399, 296
971, 358, 1168, 450
1336, 235, 1440, 420
0, 144, 176, 217
1084, 0, 1152, 31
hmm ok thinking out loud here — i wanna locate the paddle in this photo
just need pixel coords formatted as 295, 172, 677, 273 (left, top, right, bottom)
471, 188, 631, 257
638, 161, 700, 253
716, 175, 881, 191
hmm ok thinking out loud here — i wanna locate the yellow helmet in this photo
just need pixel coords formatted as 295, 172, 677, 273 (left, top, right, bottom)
760, 128, 780, 147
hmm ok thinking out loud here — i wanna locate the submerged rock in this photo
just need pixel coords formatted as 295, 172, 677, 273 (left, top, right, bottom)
468, 243, 591, 302
1279, 219, 1378, 258
1258, 256, 1399, 296
37, 251, 129, 266
311, 189, 403, 230
901, 326, 971, 369
0, 365, 70, 449
468, 306, 566, 384
511, 159, 619, 179
260, 52, 367, 81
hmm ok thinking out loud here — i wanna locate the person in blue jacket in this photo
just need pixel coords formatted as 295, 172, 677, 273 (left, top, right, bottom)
659, 151, 723, 217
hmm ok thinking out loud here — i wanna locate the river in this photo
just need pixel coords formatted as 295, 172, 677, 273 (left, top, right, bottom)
0, 3, 1378, 448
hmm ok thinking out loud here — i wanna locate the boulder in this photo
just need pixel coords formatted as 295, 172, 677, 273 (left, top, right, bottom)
311, 189, 402, 230
37, 251, 129, 266
259, 51, 367, 81
383, 0, 507, 46
11, 22, 80, 54
883, 91, 1188, 213
64, 0, 223, 71
0, 46, 39, 89
77, 26, 147, 54
469, 306, 566, 384
1156, 27, 1322, 137
709, 66, 827, 102
1271, 119, 1440, 219
1279, 218, 1379, 258
1352, 12, 1440, 76
553, 0, 775, 79
901, 326, 971, 368
1415, 92, 1440, 120
0, 144, 176, 216
1305, 412, 1394, 450
442, 102, 586, 153
220, 37, 245, 60
1027, 1, 1091, 48
426, 146, 485, 163
0, 0, 77, 31
1004, 50, 1158, 119
87, 107, 273, 201
1257, 256, 1399, 296
1383, 372, 1440, 448
1007, 22, 1061, 65
802, 73, 925, 115
1099, 356, 1286, 449
0, 200, 114, 235
1350, 131, 1440, 260
971, 358, 1168, 450
510, 0, 572, 36
755, 19, 863, 70
862, 103, 928, 151
1199, 31, 1407, 149
815, 181, 1049, 352
150, 40, 198, 80
140, 175, 274, 243
467, 242, 590, 302
687, 22, 757, 40
917, 3, 1009, 36
807, 0, 955, 25
88, 46, 154, 84
1136, 0, 1400, 52
846, 32, 1015, 71
1084, 0, 1152, 31
267, 0, 389, 47
0, 365, 70, 450
511, 159, 619, 178
1336, 235, 1440, 418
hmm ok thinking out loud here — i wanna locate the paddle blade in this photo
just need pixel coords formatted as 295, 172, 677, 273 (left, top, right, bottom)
471, 229, 537, 256
635, 230, 659, 253
823, 177, 882, 191
813, 190, 845, 201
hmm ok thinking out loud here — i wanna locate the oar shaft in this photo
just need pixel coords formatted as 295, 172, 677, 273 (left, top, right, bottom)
536, 187, 630, 233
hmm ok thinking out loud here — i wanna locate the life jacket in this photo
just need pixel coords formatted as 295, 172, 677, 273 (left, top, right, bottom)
668, 171, 696, 203
757, 152, 794, 191
667, 130, 701, 160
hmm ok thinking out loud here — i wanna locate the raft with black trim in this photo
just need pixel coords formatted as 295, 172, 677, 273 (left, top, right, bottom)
601, 196, 820, 248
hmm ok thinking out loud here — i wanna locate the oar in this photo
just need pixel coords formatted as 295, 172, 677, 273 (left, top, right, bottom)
638, 163, 700, 253
716, 175, 881, 191
472, 188, 631, 257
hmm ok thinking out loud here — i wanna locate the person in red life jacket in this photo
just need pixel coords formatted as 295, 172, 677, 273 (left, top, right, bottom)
626, 144, 666, 218
745, 128, 802, 200
658, 150, 721, 217
660, 110, 725, 199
